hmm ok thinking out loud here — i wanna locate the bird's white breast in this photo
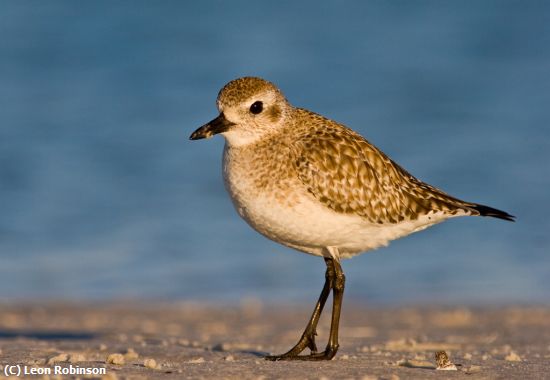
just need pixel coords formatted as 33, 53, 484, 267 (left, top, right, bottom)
222, 143, 454, 259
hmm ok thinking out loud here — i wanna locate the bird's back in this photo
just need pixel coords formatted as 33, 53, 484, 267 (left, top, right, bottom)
289, 108, 479, 225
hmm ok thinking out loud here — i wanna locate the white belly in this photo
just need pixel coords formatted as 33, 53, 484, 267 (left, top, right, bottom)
222, 145, 454, 259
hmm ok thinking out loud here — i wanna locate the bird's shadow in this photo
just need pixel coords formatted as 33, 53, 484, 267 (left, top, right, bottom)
211, 344, 268, 357
239, 350, 270, 357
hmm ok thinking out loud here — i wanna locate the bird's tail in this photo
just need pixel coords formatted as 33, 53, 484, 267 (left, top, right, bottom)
469, 204, 515, 222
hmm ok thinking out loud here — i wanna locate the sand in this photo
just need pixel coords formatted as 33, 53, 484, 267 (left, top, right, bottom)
1, 301, 549, 379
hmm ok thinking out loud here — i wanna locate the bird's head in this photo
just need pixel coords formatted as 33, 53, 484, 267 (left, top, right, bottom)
190, 77, 291, 146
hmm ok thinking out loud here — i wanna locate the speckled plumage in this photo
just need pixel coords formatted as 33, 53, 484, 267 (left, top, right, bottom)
190, 76, 514, 361
193, 77, 513, 260
291, 108, 476, 223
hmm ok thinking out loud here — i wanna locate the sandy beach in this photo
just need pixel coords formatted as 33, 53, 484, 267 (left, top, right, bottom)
0, 302, 549, 379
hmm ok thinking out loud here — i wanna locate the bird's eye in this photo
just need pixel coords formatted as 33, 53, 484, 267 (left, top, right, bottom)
249, 101, 263, 114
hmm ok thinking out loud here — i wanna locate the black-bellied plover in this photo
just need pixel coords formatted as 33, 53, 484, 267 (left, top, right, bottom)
190, 77, 514, 361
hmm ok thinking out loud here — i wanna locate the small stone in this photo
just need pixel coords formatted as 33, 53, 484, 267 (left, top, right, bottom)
124, 348, 139, 360
505, 351, 522, 362
47, 353, 69, 365
106, 353, 125, 365
437, 363, 457, 371
482, 354, 490, 360
224, 355, 235, 361
188, 357, 205, 363
463, 353, 472, 360
340, 354, 350, 360
99, 344, 108, 351
435, 351, 457, 371
143, 358, 158, 369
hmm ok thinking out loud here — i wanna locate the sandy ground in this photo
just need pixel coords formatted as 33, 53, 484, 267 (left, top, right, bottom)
0, 301, 549, 379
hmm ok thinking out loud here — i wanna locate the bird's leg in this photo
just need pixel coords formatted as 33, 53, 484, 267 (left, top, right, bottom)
264, 257, 334, 361
315, 258, 345, 360
278, 258, 346, 361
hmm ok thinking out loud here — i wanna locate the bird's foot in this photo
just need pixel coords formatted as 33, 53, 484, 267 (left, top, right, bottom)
265, 344, 338, 361
264, 330, 320, 361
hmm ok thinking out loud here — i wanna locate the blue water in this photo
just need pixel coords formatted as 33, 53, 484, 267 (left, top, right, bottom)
1, 1, 549, 304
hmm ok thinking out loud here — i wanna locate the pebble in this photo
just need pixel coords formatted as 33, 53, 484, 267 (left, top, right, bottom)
505, 351, 522, 362
124, 348, 139, 360
143, 358, 158, 369
435, 351, 457, 371
47, 353, 69, 365
106, 353, 125, 365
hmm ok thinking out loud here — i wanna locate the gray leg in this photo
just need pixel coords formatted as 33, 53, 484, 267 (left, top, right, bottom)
265, 257, 345, 361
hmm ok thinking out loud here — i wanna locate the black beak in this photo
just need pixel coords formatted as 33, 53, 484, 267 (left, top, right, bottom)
189, 113, 235, 140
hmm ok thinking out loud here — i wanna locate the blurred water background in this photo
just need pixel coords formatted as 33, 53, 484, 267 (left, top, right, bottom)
1, 1, 548, 305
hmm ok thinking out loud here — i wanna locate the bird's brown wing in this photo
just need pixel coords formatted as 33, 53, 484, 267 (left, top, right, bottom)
292, 118, 474, 224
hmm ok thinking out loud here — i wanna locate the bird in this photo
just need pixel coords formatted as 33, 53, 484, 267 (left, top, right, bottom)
189, 76, 514, 361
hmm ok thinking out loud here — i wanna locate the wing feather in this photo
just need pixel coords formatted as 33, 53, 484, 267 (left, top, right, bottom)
291, 113, 473, 223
